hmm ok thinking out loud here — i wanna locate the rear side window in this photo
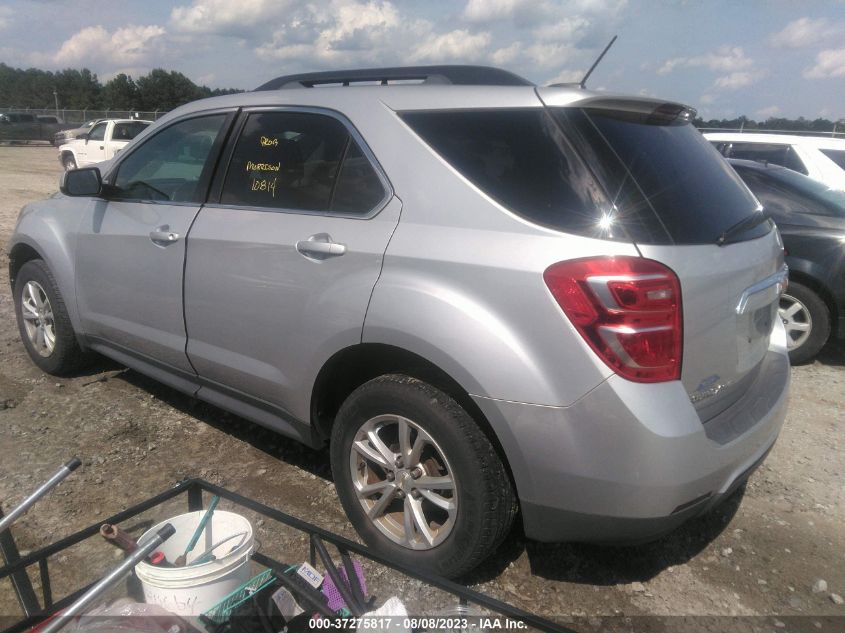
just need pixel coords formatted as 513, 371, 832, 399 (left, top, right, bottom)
401, 109, 608, 236
112, 121, 149, 141
820, 149, 845, 171
724, 142, 808, 175
220, 111, 386, 215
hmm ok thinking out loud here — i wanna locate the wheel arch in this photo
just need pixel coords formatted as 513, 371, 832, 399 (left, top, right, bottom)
787, 267, 838, 335
8, 241, 44, 290
310, 342, 521, 500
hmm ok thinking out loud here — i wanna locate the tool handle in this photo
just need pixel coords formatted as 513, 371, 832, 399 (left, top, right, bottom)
184, 495, 220, 555
0, 457, 82, 534
39, 524, 174, 633
311, 535, 363, 616
269, 563, 335, 619
99, 524, 138, 553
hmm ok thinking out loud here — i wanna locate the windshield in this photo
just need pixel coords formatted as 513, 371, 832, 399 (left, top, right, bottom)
550, 108, 770, 245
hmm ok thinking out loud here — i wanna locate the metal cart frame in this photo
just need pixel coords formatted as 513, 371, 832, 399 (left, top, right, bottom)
1, 478, 576, 633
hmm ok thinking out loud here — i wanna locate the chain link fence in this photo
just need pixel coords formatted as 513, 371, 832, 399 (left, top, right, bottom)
0, 106, 168, 123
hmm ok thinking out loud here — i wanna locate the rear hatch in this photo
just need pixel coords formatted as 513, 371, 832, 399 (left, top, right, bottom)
539, 91, 785, 418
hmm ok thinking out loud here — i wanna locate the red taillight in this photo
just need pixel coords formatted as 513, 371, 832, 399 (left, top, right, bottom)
543, 256, 683, 383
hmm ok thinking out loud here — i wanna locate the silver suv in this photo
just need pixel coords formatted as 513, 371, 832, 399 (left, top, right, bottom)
8, 66, 790, 577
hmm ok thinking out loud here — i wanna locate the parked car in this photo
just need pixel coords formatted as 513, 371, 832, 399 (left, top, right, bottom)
728, 158, 845, 363
0, 112, 74, 144
8, 66, 790, 577
58, 118, 151, 170
706, 132, 845, 191
53, 119, 99, 147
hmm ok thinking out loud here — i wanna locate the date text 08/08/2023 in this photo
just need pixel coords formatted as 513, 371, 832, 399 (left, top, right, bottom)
309, 617, 529, 629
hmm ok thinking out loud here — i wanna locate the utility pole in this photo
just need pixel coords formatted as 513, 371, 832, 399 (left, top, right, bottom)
53, 88, 59, 116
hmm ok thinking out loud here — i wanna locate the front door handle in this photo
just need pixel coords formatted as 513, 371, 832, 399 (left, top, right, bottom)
149, 228, 181, 244
296, 233, 346, 260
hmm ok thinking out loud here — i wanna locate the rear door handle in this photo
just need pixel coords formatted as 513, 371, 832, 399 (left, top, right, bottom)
149, 228, 181, 244
296, 233, 346, 260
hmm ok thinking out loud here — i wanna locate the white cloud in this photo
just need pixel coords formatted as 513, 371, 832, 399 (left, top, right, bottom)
491, 42, 522, 65
699, 94, 716, 105
546, 68, 584, 85
804, 48, 845, 79
0, 6, 12, 30
255, 1, 426, 66
658, 45, 753, 75
463, 0, 625, 27
756, 105, 781, 119
713, 71, 756, 90
532, 17, 590, 43
170, 0, 296, 36
769, 17, 843, 49
48, 25, 166, 67
409, 30, 492, 63
463, 0, 532, 22
525, 42, 579, 69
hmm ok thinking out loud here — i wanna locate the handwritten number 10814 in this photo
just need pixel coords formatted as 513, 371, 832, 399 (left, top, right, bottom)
251, 177, 278, 198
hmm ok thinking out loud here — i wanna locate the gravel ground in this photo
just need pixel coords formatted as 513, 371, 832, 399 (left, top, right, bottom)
0, 146, 843, 632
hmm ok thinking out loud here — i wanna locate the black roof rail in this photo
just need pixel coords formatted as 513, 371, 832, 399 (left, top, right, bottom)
254, 65, 534, 91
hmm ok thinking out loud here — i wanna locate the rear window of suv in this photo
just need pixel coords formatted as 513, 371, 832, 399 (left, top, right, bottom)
402, 107, 768, 245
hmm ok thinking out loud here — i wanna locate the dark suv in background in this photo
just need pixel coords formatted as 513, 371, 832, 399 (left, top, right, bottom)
729, 158, 845, 362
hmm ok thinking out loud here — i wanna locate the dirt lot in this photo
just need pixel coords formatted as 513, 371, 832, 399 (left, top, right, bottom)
0, 146, 843, 631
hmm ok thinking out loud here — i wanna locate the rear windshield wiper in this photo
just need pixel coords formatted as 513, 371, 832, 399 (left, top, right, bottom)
717, 209, 771, 246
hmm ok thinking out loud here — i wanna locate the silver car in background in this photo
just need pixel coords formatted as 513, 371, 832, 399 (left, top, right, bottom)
8, 66, 790, 577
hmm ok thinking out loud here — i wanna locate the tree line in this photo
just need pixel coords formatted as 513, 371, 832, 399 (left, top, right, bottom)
694, 115, 841, 133
2, 63, 841, 132
0, 63, 241, 112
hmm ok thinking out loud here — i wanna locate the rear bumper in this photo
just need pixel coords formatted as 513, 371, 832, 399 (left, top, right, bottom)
520, 438, 774, 544
472, 340, 790, 544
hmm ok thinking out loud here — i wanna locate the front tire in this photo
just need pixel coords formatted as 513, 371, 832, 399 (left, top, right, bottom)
14, 260, 89, 375
62, 154, 77, 171
779, 281, 830, 364
331, 374, 516, 578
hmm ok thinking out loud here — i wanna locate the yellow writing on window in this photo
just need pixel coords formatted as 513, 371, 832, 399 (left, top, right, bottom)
246, 160, 280, 172
251, 177, 278, 198
260, 136, 279, 147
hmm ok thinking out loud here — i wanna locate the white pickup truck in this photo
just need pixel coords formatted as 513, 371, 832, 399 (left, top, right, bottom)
59, 118, 151, 170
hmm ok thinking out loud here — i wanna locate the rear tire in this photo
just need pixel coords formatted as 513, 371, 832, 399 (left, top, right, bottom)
331, 374, 516, 578
779, 281, 830, 364
14, 260, 90, 375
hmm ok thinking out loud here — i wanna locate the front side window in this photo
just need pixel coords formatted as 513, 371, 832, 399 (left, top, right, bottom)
113, 115, 227, 203
220, 111, 385, 215
88, 122, 107, 142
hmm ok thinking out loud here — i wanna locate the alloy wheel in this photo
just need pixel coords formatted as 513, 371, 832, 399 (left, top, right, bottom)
348, 414, 457, 550
20, 281, 56, 357
779, 293, 812, 351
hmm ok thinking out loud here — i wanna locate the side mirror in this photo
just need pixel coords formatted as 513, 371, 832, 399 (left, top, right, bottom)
60, 167, 102, 197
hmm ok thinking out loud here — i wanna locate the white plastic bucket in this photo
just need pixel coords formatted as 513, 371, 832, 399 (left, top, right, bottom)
135, 510, 254, 616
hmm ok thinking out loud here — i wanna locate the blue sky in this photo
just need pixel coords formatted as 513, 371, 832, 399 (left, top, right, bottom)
1, 0, 844, 120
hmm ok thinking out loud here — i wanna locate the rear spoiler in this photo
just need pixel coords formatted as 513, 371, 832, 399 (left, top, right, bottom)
537, 89, 697, 122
